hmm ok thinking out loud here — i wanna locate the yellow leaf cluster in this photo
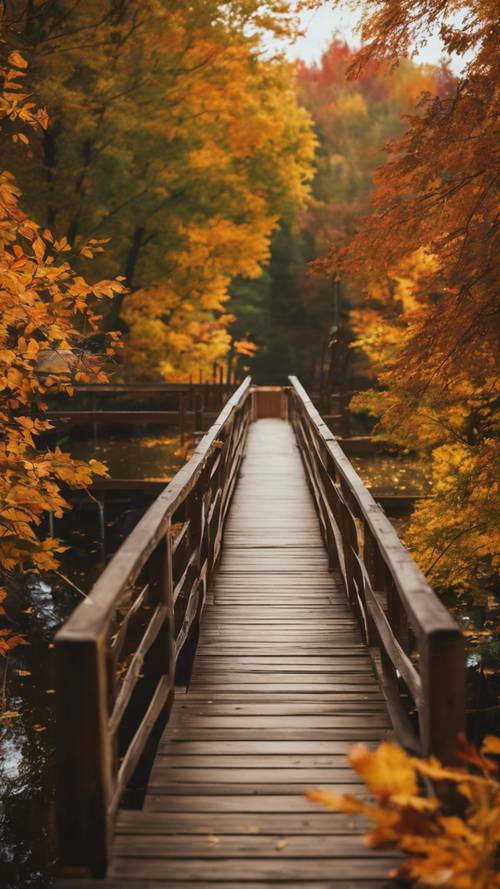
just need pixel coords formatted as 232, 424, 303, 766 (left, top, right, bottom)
0, 45, 119, 590
349, 245, 499, 595
309, 738, 500, 888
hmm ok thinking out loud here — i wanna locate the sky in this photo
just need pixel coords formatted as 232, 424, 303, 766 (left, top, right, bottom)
270, 3, 465, 72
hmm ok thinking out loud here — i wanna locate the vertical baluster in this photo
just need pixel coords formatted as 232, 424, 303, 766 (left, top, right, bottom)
176, 495, 202, 686
386, 570, 410, 654
362, 526, 383, 646
158, 529, 175, 691
179, 392, 185, 447
195, 392, 203, 433
218, 364, 224, 407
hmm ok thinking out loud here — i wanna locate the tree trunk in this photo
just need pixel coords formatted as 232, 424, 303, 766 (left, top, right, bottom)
106, 225, 145, 330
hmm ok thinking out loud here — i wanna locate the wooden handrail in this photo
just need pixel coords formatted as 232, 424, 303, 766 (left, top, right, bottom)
55, 377, 252, 877
288, 375, 465, 763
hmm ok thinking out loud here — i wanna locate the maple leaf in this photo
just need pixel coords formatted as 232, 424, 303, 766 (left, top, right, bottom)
309, 738, 500, 888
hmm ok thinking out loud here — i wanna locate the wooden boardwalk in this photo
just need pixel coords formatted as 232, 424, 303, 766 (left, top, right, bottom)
89, 419, 395, 887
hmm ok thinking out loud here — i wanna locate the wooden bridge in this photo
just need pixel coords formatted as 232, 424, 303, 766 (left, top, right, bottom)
56, 378, 465, 888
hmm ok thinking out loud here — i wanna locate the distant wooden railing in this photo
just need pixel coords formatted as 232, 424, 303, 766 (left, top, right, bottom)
55, 377, 252, 877
288, 376, 465, 763
47, 382, 240, 444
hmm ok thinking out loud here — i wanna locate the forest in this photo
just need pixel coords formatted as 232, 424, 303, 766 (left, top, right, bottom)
0, 1, 498, 887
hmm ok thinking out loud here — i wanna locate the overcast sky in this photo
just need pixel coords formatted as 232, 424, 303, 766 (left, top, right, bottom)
268, 3, 465, 72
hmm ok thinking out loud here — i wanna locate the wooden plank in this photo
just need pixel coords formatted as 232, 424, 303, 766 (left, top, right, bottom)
163, 729, 390, 741
110, 859, 398, 880
116, 810, 366, 834
183, 691, 385, 701
167, 716, 390, 728
113, 834, 393, 858
146, 782, 368, 796
175, 703, 387, 715
47, 409, 185, 425
60, 882, 394, 888
150, 755, 355, 768
145, 794, 358, 813
157, 740, 377, 755
148, 767, 362, 784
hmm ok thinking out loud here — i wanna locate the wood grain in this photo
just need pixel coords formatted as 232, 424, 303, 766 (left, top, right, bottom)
110, 419, 394, 886
56, 414, 402, 888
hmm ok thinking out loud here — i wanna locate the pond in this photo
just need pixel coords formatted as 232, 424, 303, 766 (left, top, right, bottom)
350, 453, 432, 497
68, 431, 189, 481
0, 431, 190, 889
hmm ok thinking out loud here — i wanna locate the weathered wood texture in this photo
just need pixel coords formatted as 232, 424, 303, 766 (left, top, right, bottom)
57, 417, 398, 888
55, 378, 252, 877
99, 419, 396, 887
56, 381, 465, 888
251, 386, 288, 420
288, 376, 465, 762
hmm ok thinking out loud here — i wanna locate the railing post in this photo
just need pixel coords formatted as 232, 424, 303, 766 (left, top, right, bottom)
195, 392, 203, 432
419, 628, 466, 762
179, 392, 185, 447
56, 634, 113, 877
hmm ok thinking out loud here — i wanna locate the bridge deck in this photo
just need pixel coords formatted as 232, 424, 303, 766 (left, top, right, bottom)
64, 419, 396, 887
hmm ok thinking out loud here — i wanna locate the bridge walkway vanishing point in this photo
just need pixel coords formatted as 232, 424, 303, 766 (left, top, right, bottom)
57, 379, 465, 889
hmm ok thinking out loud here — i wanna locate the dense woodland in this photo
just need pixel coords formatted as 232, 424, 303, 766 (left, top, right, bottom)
0, 1, 499, 886
1, 0, 497, 603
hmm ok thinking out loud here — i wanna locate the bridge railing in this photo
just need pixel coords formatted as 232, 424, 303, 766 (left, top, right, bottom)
55, 377, 252, 877
288, 376, 465, 763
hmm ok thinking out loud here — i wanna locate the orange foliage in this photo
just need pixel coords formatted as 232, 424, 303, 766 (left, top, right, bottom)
316, 2, 499, 593
0, 45, 123, 614
309, 737, 500, 888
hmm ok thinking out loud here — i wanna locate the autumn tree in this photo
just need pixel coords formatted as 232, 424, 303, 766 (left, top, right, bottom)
230, 38, 448, 384
4, 0, 316, 381
321, 1, 499, 594
0, 42, 122, 651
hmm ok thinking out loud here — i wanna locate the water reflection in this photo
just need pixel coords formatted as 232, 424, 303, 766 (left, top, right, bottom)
350, 453, 431, 496
0, 432, 189, 888
69, 432, 187, 480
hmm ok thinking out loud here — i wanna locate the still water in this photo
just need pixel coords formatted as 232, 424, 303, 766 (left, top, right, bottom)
350, 453, 431, 497
0, 432, 189, 888
69, 431, 188, 480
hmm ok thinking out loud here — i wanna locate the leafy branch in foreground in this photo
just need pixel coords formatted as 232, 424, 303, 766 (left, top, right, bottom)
308, 736, 500, 888
0, 45, 123, 633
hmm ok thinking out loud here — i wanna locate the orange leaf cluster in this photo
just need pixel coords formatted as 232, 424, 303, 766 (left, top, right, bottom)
309, 738, 500, 888
0, 43, 123, 593
317, 1, 499, 594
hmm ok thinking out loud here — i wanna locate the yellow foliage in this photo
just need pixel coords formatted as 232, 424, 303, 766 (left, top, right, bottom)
309, 738, 500, 888
0, 46, 120, 596
349, 245, 499, 595
5, 2, 316, 381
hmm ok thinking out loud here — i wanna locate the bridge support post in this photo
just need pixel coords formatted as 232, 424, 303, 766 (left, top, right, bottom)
420, 628, 466, 763
56, 634, 112, 877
